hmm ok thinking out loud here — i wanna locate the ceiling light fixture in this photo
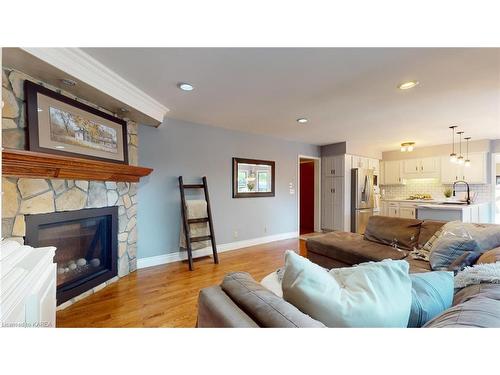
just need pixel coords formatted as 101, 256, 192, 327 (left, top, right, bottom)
456, 131, 465, 165
464, 137, 471, 167
61, 78, 77, 87
178, 82, 194, 91
400, 142, 415, 152
449, 125, 458, 163
397, 80, 419, 90
296, 118, 308, 124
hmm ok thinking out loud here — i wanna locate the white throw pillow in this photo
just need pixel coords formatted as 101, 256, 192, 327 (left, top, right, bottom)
282, 251, 413, 327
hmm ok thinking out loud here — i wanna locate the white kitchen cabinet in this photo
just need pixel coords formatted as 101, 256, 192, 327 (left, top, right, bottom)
321, 176, 344, 231
402, 157, 440, 179
420, 157, 440, 176
387, 202, 400, 217
368, 158, 380, 173
440, 153, 487, 184
382, 160, 404, 185
463, 153, 487, 184
322, 155, 345, 177
399, 204, 417, 219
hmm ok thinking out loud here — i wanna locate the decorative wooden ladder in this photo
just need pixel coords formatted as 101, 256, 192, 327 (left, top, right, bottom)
178, 176, 219, 271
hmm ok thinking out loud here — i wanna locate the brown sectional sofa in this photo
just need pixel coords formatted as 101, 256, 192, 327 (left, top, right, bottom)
197, 269, 500, 328
196, 216, 500, 327
306, 216, 444, 272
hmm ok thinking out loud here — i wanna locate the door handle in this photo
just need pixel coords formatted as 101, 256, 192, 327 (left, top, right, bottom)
421, 166, 423, 171
415, 166, 418, 171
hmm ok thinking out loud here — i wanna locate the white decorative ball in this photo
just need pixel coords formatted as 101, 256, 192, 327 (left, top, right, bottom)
90, 258, 101, 267
57, 268, 65, 275
76, 258, 87, 267
69, 263, 77, 271
64, 267, 70, 273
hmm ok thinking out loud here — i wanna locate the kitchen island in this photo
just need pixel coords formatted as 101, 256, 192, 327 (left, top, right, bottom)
416, 202, 490, 223
380, 198, 491, 223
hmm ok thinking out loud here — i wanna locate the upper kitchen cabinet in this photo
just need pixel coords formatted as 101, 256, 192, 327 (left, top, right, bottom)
402, 157, 440, 179
352, 155, 379, 173
322, 155, 345, 177
381, 160, 405, 185
440, 152, 487, 184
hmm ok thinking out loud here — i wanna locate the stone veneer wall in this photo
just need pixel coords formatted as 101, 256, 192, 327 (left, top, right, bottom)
2, 67, 139, 309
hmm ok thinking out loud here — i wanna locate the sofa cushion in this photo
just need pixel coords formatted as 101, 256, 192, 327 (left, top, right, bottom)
364, 216, 422, 250
418, 220, 445, 249
221, 272, 325, 328
476, 247, 500, 264
282, 251, 413, 327
407, 272, 454, 328
306, 231, 408, 266
424, 283, 500, 328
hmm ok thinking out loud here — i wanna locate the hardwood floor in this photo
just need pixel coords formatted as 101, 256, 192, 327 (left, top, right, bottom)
56, 238, 306, 327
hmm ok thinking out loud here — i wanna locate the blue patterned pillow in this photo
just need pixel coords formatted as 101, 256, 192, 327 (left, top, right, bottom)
407, 272, 454, 328
429, 236, 481, 271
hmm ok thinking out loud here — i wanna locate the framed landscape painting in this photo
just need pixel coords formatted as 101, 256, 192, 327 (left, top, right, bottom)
25, 81, 128, 164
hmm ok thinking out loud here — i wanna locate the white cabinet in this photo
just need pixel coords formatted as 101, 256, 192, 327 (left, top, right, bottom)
402, 157, 440, 179
382, 160, 404, 185
387, 202, 400, 217
440, 153, 487, 184
322, 155, 345, 177
321, 176, 344, 231
463, 153, 487, 184
1, 241, 57, 328
399, 204, 417, 219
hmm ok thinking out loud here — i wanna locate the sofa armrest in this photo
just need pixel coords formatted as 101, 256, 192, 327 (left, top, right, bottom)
476, 247, 500, 265
197, 286, 259, 328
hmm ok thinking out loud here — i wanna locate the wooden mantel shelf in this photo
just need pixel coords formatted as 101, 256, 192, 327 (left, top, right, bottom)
2, 149, 153, 182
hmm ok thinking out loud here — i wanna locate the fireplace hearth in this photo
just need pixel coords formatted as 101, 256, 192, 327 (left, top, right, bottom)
25, 207, 118, 305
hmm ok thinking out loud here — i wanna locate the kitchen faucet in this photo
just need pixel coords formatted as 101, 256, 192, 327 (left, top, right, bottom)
452, 180, 471, 205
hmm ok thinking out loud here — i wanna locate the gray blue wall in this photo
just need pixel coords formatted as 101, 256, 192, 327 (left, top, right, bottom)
137, 119, 320, 259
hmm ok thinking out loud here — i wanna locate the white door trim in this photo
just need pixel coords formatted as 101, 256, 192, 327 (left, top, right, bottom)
491, 152, 499, 223
297, 154, 321, 233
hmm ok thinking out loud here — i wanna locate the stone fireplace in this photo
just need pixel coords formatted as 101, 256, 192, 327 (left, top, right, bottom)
2, 67, 140, 309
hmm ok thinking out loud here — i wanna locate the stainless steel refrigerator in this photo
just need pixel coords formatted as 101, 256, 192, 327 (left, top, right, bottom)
351, 168, 375, 234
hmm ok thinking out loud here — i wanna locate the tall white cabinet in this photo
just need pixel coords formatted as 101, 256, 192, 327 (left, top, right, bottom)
322, 155, 346, 231
321, 154, 380, 232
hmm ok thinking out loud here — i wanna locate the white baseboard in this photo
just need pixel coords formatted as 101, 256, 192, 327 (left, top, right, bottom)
137, 231, 298, 269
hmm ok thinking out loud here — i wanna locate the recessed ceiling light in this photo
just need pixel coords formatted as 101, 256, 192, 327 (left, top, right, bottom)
61, 78, 77, 87
296, 118, 308, 124
178, 82, 194, 91
397, 80, 419, 90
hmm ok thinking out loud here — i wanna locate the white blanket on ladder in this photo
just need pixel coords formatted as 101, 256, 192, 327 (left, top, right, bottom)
180, 199, 210, 250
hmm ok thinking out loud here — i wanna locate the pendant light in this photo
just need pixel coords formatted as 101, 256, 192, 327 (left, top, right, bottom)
449, 125, 458, 162
456, 131, 464, 164
464, 137, 471, 167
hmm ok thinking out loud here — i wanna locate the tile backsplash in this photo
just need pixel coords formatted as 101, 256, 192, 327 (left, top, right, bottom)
380, 179, 491, 203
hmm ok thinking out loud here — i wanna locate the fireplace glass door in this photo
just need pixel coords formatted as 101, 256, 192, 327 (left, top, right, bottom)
25, 207, 118, 305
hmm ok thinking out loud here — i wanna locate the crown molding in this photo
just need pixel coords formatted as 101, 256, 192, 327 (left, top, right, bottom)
21, 48, 169, 124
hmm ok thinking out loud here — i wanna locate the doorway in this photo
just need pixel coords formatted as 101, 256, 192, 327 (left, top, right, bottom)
298, 156, 321, 235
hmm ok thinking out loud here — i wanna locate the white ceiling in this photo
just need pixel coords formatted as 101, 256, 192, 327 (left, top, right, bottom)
83, 48, 500, 152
